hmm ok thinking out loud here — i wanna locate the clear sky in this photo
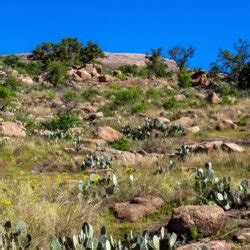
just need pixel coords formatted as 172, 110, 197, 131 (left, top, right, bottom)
0, 0, 249, 69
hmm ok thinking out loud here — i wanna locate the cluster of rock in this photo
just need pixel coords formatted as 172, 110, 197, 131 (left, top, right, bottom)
68, 64, 112, 83
112, 196, 250, 248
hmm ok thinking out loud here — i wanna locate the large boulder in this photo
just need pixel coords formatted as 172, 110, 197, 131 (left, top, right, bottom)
84, 64, 99, 76
98, 75, 113, 82
175, 94, 187, 102
75, 69, 92, 81
97, 127, 123, 142
0, 121, 26, 137
19, 76, 34, 85
191, 70, 210, 87
187, 126, 200, 133
171, 117, 194, 129
167, 205, 226, 237
206, 92, 222, 104
113, 196, 164, 222
222, 142, 245, 153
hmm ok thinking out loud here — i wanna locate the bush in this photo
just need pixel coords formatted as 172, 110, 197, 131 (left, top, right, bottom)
15, 110, 39, 132
215, 39, 249, 79
114, 86, 143, 105
111, 137, 133, 151
163, 97, 182, 109
168, 46, 196, 72
81, 87, 99, 100
146, 87, 161, 100
217, 85, 240, 97
31, 38, 104, 66
44, 111, 79, 131
99, 105, 115, 117
4, 76, 22, 89
238, 62, 250, 89
235, 116, 247, 127
145, 49, 169, 77
46, 61, 68, 87
178, 71, 192, 88
64, 89, 79, 102
118, 64, 139, 76
3, 55, 43, 76
0, 86, 14, 110
131, 101, 149, 113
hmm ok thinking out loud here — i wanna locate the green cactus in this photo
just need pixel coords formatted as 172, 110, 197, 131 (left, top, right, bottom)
194, 162, 249, 210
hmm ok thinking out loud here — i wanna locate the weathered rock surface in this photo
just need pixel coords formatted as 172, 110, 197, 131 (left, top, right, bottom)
167, 205, 226, 237
206, 92, 222, 104
82, 139, 107, 147
177, 240, 235, 250
222, 142, 245, 153
0, 121, 26, 137
156, 116, 170, 124
19, 76, 34, 85
96, 127, 123, 142
189, 141, 244, 153
113, 196, 164, 222
175, 94, 187, 102
234, 228, 250, 243
99, 53, 179, 72
187, 126, 200, 133
75, 69, 92, 81
95, 147, 161, 166
191, 70, 211, 87
84, 64, 99, 76
98, 74, 113, 82
171, 117, 194, 128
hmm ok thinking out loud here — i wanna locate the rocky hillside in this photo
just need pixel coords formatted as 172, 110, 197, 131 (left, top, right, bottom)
0, 39, 249, 249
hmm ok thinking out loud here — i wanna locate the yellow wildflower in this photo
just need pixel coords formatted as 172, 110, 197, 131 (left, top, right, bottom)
1, 197, 13, 206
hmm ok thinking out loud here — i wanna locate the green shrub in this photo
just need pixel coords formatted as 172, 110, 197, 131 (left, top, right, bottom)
218, 85, 240, 97
118, 64, 139, 76
15, 111, 39, 132
163, 97, 182, 109
191, 227, 203, 240
238, 62, 250, 89
4, 76, 22, 89
114, 86, 142, 105
44, 111, 79, 131
235, 116, 247, 127
136, 67, 150, 78
178, 71, 192, 88
131, 101, 149, 113
46, 61, 68, 87
146, 87, 161, 100
99, 105, 115, 117
168, 46, 196, 72
64, 89, 79, 102
3, 55, 20, 67
81, 87, 99, 100
31, 38, 104, 66
0, 86, 14, 110
3, 55, 43, 76
146, 48, 169, 77
111, 137, 133, 151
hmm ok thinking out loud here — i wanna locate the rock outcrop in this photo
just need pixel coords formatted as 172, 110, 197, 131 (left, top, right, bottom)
96, 127, 123, 143
0, 121, 26, 137
167, 205, 226, 237
113, 196, 164, 222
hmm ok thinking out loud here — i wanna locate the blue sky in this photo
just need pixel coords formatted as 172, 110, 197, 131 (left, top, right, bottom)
0, 0, 249, 69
